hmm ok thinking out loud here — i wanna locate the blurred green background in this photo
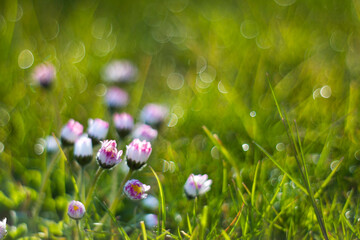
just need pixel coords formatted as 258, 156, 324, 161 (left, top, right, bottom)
0, 0, 360, 239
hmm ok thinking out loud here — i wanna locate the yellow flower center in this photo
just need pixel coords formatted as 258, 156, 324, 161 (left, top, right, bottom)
132, 184, 142, 194
73, 205, 79, 211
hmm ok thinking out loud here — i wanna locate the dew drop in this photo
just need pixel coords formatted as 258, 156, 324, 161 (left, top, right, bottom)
242, 143, 249, 151
240, 20, 259, 39
320, 85, 331, 98
218, 81, 228, 94
167, 113, 178, 127
0, 108, 10, 126
0, 142, 4, 153
18, 50, 34, 69
330, 160, 340, 171
34, 143, 44, 155
276, 143, 285, 152
211, 146, 220, 159
167, 73, 184, 90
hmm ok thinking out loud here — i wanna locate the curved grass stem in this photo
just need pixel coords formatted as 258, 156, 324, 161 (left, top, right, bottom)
84, 167, 104, 209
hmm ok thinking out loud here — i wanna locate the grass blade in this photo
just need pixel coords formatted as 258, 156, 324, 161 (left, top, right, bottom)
94, 196, 130, 240
149, 166, 166, 237
253, 141, 308, 195
314, 158, 343, 199
140, 221, 147, 240
251, 160, 261, 206
202, 126, 241, 186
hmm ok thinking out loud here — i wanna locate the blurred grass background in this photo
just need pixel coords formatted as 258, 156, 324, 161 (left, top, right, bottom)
0, 0, 360, 239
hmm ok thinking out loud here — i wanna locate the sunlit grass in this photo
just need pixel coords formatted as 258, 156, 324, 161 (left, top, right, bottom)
0, 0, 359, 239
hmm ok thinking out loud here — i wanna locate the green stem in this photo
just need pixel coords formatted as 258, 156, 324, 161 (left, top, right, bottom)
109, 169, 133, 213
76, 220, 83, 240
94, 169, 133, 231
32, 152, 60, 218
84, 167, 104, 209
79, 167, 85, 202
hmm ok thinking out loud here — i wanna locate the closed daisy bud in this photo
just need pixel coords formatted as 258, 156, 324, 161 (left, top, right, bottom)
144, 214, 158, 228
96, 140, 123, 169
46, 136, 59, 153
141, 195, 159, 211
113, 113, 134, 138
60, 119, 83, 146
132, 124, 158, 142
33, 63, 56, 88
74, 136, 93, 166
126, 139, 152, 170
0, 218, 7, 239
88, 119, 109, 144
140, 104, 168, 128
124, 179, 150, 200
67, 200, 86, 220
184, 174, 212, 199
105, 87, 129, 111
103, 60, 137, 83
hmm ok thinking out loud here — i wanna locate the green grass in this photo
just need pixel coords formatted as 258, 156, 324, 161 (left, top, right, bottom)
0, 0, 359, 239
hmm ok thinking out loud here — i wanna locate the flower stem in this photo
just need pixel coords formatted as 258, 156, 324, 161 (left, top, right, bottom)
109, 169, 133, 213
79, 167, 85, 202
94, 169, 133, 231
84, 167, 104, 209
76, 220, 83, 240
32, 152, 60, 218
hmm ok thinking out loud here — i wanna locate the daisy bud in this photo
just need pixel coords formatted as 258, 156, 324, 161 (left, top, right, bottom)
33, 63, 56, 88
126, 139, 152, 170
103, 60, 137, 83
74, 136, 93, 166
60, 119, 83, 146
144, 214, 158, 228
184, 174, 212, 199
132, 124, 158, 142
105, 87, 129, 111
123, 179, 150, 200
96, 140, 123, 169
0, 218, 7, 239
46, 136, 59, 153
140, 104, 168, 128
67, 200, 86, 220
113, 113, 134, 138
88, 119, 109, 144
141, 195, 159, 211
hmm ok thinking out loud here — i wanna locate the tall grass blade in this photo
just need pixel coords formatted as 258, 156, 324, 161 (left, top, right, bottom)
149, 166, 166, 237
267, 80, 328, 240
94, 196, 130, 240
253, 141, 308, 195
251, 160, 261, 206
140, 221, 147, 240
314, 158, 343, 199
202, 126, 241, 186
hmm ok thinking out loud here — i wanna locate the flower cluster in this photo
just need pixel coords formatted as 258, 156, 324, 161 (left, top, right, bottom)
44, 58, 214, 234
